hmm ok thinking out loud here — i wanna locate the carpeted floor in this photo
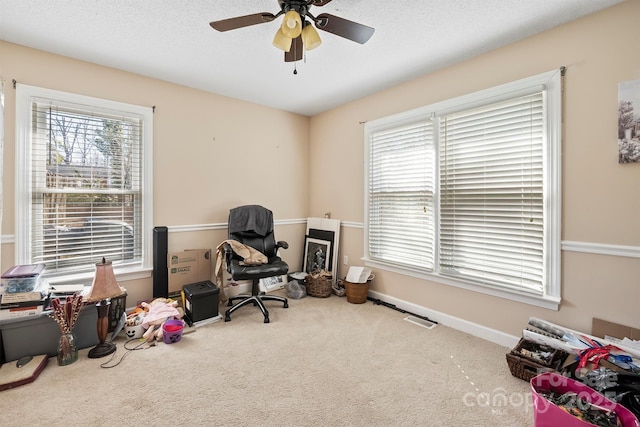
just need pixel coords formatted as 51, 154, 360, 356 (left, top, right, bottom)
0, 291, 533, 426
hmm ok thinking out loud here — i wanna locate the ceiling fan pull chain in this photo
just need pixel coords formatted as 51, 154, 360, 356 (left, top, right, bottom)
293, 36, 299, 74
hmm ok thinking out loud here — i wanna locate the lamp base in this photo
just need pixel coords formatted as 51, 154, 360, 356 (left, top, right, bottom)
87, 342, 116, 359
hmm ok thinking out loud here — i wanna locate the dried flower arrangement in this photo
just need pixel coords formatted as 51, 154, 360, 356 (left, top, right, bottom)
51, 293, 84, 334
50, 293, 84, 365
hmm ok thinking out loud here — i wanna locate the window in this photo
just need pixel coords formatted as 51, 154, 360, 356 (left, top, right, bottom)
365, 69, 562, 308
15, 85, 153, 281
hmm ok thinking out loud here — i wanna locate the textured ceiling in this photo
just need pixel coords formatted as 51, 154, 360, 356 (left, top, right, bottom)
0, 0, 624, 116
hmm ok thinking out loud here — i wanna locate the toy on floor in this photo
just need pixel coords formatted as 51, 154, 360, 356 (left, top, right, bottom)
140, 298, 184, 342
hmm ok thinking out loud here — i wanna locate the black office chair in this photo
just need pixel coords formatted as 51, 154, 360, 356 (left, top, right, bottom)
223, 205, 289, 323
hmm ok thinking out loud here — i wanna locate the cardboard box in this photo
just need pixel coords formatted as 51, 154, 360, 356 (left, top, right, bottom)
592, 318, 640, 341
167, 249, 212, 293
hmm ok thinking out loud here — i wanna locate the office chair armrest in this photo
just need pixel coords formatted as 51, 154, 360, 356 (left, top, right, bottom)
222, 242, 235, 266
276, 241, 289, 250
222, 241, 234, 254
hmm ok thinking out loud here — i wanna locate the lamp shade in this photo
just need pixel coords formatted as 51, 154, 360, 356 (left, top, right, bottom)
86, 258, 125, 302
281, 10, 302, 38
301, 24, 322, 51
272, 28, 293, 52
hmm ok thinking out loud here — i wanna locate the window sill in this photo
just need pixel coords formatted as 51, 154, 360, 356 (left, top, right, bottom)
44, 266, 152, 287
363, 258, 560, 310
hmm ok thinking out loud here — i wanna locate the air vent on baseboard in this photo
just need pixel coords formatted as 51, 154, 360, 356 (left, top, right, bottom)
404, 315, 437, 329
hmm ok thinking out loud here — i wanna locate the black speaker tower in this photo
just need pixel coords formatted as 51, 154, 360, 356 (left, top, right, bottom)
153, 226, 169, 297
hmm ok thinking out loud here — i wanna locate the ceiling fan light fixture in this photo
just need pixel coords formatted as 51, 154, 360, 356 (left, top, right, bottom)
209, 2, 376, 64
281, 10, 302, 38
272, 28, 293, 52
301, 24, 322, 51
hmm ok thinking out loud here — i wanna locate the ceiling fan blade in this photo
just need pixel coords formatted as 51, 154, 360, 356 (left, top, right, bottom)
210, 13, 276, 32
284, 36, 303, 62
308, 0, 333, 6
314, 13, 374, 44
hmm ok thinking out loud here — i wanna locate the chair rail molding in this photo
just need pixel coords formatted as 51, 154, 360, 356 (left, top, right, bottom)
3, 227, 638, 259
165, 218, 308, 234
561, 240, 640, 258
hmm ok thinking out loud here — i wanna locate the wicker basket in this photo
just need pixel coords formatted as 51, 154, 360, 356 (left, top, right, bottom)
344, 280, 369, 304
305, 271, 332, 298
506, 353, 555, 382
506, 338, 568, 382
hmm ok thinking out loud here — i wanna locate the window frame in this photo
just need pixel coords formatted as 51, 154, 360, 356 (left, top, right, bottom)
364, 69, 562, 310
15, 84, 153, 284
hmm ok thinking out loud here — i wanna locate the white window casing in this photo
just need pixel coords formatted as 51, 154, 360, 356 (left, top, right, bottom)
364, 69, 562, 309
15, 84, 153, 283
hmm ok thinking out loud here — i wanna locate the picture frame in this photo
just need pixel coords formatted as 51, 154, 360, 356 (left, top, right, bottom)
306, 218, 341, 283
307, 228, 335, 271
618, 78, 640, 164
302, 236, 332, 274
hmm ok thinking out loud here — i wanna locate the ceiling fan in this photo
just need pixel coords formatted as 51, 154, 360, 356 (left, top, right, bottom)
209, 0, 375, 62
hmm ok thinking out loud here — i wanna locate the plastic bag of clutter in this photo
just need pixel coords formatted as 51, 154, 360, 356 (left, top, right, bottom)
285, 280, 306, 299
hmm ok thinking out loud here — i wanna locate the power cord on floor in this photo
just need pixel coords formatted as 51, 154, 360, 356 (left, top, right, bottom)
100, 338, 155, 368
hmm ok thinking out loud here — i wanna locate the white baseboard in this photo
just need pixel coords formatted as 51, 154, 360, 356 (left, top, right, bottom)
368, 289, 520, 349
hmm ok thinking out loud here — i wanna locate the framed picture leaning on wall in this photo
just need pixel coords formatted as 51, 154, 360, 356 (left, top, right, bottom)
302, 236, 332, 275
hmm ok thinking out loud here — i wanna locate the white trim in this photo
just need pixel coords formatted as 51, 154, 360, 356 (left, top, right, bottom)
45, 266, 152, 286
167, 223, 227, 233
368, 289, 521, 349
14, 85, 30, 263
14, 83, 154, 273
277, 218, 308, 226
3, 227, 639, 258
340, 220, 364, 229
165, 218, 307, 233
545, 70, 563, 305
562, 240, 640, 258
363, 69, 563, 308
141, 104, 154, 270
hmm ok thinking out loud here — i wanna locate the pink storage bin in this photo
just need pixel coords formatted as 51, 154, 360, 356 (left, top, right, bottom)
531, 372, 640, 427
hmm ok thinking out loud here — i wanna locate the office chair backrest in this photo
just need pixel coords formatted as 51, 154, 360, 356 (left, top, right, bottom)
228, 205, 277, 259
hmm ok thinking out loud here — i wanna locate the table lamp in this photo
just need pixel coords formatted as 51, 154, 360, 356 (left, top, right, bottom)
86, 257, 126, 358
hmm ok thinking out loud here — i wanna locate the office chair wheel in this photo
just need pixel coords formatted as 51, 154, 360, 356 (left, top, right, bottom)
284, 301, 288, 308
225, 314, 231, 322
263, 316, 270, 324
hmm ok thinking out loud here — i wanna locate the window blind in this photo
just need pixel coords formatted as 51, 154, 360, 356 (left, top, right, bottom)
368, 120, 436, 270
30, 100, 144, 274
439, 93, 544, 294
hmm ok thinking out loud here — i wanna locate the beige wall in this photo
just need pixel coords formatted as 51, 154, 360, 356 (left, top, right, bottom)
0, 42, 310, 305
309, 0, 640, 336
1, 1, 638, 337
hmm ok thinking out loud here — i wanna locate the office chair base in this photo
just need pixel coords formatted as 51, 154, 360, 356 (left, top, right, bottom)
224, 293, 288, 323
